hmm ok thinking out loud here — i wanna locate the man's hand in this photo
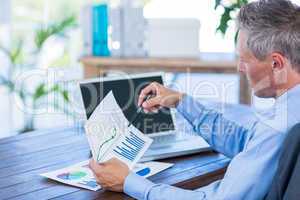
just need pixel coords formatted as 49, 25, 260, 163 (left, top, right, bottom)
89, 158, 130, 192
138, 82, 184, 113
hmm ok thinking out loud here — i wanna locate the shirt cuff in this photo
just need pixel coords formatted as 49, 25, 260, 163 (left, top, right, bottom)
124, 172, 156, 200
176, 95, 205, 125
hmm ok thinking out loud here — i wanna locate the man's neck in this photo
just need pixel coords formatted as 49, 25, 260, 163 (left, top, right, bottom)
275, 77, 300, 99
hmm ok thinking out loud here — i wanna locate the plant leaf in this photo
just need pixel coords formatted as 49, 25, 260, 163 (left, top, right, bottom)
215, 0, 248, 36
10, 40, 23, 64
33, 83, 46, 101
215, 0, 222, 9
216, 7, 233, 35
0, 40, 24, 65
0, 75, 15, 92
34, 15, 76, 50
50, 84, 60, 92
62, 90, 70, 102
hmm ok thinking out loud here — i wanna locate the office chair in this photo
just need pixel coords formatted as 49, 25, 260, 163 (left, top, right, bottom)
265, 123, 300, 200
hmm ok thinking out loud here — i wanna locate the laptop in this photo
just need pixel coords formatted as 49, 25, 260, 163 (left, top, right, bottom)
79, 72, 210, 162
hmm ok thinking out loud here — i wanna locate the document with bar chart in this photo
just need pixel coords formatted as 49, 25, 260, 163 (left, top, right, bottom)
85, 91, 153, 169
102, 125, 152, 169
113, 128, 148, 161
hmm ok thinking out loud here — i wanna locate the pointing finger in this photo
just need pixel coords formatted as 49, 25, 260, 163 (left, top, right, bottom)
142, 96, 161, 109
138, 82, 158, 106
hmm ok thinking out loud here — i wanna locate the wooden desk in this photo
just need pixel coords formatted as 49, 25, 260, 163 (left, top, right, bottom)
0, 127, 229, 200
80, 56, 251, 105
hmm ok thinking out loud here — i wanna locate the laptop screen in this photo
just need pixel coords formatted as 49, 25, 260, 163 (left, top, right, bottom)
80, 74, 175, 135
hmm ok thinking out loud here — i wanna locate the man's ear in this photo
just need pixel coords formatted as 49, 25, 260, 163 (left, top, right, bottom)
271, 52, 288, 86
271, 53, 285, 71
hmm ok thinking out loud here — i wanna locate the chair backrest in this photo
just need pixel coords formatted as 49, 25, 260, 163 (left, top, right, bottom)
265, 123, 300, 200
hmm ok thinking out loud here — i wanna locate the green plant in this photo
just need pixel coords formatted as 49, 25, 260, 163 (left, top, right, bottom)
35, 16, 76, 50
0, 15, 76, 133
215, 0, 248, 38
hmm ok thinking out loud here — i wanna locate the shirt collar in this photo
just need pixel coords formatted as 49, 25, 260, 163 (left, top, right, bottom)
276, 84, 300, 106
261, 84, 300, 132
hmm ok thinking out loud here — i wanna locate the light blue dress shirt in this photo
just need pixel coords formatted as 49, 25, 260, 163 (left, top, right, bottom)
124, 84, 300, 200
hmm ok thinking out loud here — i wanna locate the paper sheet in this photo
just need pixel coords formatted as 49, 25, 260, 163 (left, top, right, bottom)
41, 160, 101, 191
41, 91, 169, 191
84, 91, 153, 169
41, 160, 174, 191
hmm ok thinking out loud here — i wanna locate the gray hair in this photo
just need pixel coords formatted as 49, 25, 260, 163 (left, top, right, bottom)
237, 0, 300, 72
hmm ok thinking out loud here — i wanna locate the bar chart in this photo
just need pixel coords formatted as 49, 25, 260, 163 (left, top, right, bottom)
113, 131, 146, 161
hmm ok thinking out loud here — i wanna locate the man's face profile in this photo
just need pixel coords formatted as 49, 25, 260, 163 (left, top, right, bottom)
237, 30, 276, 98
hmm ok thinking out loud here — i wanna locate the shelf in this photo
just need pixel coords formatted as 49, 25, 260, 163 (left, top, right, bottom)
80, 55, 238, 74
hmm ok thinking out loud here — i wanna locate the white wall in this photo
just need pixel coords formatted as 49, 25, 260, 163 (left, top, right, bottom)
144, 0, 236, 53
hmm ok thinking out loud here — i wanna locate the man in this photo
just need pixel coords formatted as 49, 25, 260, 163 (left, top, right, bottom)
89, 0, 300, 199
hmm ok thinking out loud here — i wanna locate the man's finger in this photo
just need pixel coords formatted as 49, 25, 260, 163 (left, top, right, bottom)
138, 83, 158, 106
102, 185, 110, 191
143, 105, 160, 113
94, 175, 102, 184
89, 159, 104, 172
142, 97, 161, 109
89, 159, 96, 168
107, 157, 120, 163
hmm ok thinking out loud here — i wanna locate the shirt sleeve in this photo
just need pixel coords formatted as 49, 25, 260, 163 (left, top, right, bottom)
176, 95, 255, 158
124, 172, 207, 200
124, 126, 285, 200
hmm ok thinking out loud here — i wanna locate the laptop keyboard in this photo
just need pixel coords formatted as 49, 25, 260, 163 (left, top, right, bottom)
150, 134, 187, 148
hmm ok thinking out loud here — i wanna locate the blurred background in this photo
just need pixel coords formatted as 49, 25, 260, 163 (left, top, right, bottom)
1, 0, 298, 138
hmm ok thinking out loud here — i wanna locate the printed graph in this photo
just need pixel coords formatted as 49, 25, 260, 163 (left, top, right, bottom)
57, 171, 87, 181
113, 131, 146, 161
136, 167, 151, 176
96, 127, 118, 162
79, 180, 98, 188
